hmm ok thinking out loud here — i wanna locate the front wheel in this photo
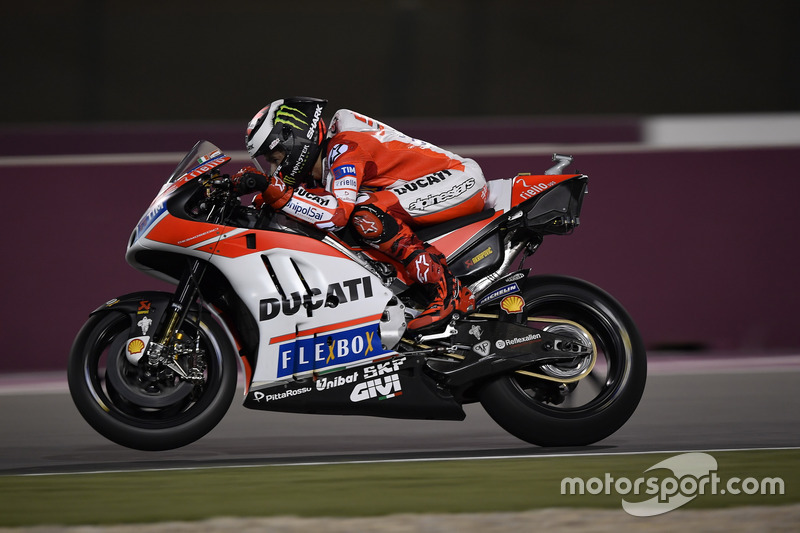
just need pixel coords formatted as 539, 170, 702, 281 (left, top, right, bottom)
478, 275, 647, 447
67, 308, 237, 451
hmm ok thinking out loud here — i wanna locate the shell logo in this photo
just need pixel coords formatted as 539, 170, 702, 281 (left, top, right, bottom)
127, 338, 145, 355
500, 295, 525, 314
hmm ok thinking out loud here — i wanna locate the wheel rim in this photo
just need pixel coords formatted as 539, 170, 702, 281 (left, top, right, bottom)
538, 323, 595, 380
510, 294, 634, 416
80, 313, 227, 429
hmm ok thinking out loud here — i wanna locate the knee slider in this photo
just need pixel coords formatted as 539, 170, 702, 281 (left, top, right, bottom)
351, 204, 398, 245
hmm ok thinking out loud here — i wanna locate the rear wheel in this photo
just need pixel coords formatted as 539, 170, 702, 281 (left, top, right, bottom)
67, 309, 237, 451
478, 276, 646, 447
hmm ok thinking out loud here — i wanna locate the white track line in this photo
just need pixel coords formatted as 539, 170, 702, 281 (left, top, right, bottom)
15, 446, 800, 477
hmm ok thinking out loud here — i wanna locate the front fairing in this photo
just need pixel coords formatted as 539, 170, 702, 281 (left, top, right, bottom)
121, 140, 398, 391
128, 141, 231, 248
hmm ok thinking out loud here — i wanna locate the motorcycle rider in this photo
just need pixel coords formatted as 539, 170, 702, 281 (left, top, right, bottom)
233, 97, 488, 334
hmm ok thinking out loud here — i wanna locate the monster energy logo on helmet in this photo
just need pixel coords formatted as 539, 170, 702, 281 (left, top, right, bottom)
274, 105, 310, 131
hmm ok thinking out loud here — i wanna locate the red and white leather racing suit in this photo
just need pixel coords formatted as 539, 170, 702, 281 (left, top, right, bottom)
278, 109, 487, 230
266, 109, 488, 332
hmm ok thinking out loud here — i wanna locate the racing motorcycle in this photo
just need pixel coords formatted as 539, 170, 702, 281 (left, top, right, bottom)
68, 141, 647, 451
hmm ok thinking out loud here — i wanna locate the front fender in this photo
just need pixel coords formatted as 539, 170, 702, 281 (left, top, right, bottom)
94, 291, 174, 337
93, 291, 244, 381
92, 292, 174, 364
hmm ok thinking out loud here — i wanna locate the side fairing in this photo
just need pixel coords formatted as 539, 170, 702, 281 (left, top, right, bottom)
211, 248, 395, 387
129, 202, 397, 388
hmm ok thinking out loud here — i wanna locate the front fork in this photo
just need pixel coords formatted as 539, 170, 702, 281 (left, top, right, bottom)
146, 259, 207, 383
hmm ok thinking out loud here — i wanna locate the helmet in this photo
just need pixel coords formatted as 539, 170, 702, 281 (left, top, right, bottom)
245, 97, 328, 186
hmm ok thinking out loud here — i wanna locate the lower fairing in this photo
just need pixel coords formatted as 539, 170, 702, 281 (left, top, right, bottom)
242, 354, 465, 420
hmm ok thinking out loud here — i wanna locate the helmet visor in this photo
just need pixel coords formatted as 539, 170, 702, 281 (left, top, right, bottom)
251, 146, 287, 178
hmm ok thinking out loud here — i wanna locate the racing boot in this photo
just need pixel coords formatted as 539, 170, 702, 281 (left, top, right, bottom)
405, 245, 474, 334
454, 279, 476, 315
426, 246, 476, 317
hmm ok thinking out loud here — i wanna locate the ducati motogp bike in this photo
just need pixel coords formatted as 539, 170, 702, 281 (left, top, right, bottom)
68, 141, 647, 451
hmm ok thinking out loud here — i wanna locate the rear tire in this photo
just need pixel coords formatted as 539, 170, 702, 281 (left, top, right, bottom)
478, 275, 646, 447
67, 309, 237, 451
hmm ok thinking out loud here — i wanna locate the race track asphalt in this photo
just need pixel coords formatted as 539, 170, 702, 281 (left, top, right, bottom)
1, 352, 799, 475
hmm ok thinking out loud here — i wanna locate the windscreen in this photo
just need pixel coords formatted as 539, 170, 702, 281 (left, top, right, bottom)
167, 140, 226, 183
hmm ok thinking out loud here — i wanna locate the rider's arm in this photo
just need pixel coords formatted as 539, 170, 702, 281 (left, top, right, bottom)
272, 138, 368, 230
277, 183, 352, 230
233, 164, 351, 230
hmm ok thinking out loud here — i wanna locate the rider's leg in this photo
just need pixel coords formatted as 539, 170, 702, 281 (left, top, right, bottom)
350, 196, 473, 333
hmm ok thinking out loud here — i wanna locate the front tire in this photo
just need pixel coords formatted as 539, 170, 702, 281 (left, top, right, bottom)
478, 275, 646, 447
67, 309, 237, 451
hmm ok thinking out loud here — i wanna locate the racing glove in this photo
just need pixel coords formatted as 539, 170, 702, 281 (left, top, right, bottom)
231, 166, 269, 196
254, 173, 293, 210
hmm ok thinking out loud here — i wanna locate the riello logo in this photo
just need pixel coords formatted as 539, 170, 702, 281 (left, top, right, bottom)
260, 276, 374, 320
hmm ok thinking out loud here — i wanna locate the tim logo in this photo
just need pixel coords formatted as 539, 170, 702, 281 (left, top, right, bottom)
332, 164, 356, 180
